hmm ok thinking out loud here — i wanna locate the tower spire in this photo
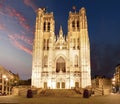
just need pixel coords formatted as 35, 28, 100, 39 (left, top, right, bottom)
72, 6, 76, 12
59, 25, 63, 37
79, 7, 87, 29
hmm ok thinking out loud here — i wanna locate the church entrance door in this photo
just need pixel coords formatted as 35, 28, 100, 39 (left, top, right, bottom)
56, 82, 60, 88
61, 82, 65, 88
44, 82, 47, 88
56, 82, 65, 89
56, 57, 66, 73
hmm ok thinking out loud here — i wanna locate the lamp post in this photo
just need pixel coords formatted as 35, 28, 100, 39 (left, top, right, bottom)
101, 78, 104, 95
112, 78, 115, 85
112, 77, 116, 93
2, 75, 10, 95
2, 75, 7, 95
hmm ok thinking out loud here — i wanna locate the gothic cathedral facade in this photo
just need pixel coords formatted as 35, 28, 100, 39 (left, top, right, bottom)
32, 7, 91, 89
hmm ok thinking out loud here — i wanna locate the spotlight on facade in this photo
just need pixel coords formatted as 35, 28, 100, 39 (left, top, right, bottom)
2, 75, 7, 79
6, 78, 8, 81
112, 78, 115, 85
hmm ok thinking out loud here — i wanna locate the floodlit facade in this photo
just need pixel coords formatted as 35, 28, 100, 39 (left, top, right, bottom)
32, 7, 91, 89
113, 64, 120, 86
0, 66, 17, 95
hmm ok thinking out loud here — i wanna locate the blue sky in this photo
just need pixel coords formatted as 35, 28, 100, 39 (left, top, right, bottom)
0, 0, 120, 79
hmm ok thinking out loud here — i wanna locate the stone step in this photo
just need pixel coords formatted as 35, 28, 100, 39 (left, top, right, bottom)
94, 88, 103, 96
37, 89, 82, 97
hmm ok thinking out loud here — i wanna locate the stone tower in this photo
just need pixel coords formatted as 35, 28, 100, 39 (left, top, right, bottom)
32, 7, 91, 89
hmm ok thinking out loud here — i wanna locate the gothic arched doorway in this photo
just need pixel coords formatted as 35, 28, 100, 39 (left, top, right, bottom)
56, 56, 66, 73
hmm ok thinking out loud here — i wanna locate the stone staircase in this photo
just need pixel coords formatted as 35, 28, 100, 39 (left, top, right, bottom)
12, 86, 83, 97
12, 86, 31, 96
37, 89, 82, 97
94, 87, 111, 96
94, 87, 103, 96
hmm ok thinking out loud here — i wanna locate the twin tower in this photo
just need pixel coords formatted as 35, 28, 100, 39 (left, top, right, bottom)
32, 7, 91, 89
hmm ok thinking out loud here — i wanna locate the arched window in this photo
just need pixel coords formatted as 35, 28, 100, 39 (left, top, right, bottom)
75, 82, 79, 88
48, 22, 50, 32
43, 39, 46, 50
72, 21, 75, 28
77, 38, 80, 49
56, 57, 66, 73
47, 39, 49, 50
73, 38, 75, 49
43, 22, 46, 31
74, 55, 78, 67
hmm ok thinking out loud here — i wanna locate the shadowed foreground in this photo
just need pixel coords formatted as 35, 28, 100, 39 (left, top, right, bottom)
0, 94, 120, 104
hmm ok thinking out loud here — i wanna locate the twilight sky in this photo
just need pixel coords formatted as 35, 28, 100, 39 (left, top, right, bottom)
0, 0, 120, 79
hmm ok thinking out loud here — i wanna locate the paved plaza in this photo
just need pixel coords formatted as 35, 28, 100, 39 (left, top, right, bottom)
0, 94, 120, 104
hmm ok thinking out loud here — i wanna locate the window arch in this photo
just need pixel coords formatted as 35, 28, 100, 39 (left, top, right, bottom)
43, 22, 46, 31
72, 21, 75, 28
48, 22, 50, 32
43, 39, 46, 50
47, 39, 49, 50
56, 57, 66, 73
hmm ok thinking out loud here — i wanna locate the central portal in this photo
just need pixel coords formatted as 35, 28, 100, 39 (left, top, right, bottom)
56, 82, 65, 89
56, 56, 66, 73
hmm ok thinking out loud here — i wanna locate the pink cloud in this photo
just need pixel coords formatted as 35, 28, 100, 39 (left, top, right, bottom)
11, 34, 33, 46
8, 7, 31, 32
0, 1, 34, 32
0, 24, 6, 30
0, 23, 10, 33
8, 34, 32, 55
0, 23, 33, 46
14, 40, 32, 55
23, 0, 37, 11
0, 21, 33, 54
0, 11, 5, 16
0, 3, 33, 55
0, 0, 4, 6
0, 5, 31, 32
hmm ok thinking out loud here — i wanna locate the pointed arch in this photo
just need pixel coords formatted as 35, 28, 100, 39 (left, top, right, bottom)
47, 22, 50, 32
56, 56, 66, 73
43, 22, 46, 31
72, 21, 75, 31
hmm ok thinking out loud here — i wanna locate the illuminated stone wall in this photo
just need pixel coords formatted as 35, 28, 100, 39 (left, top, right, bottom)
113, 64, 120, 86
0, 66, 15, 94
32, 7, 91, 89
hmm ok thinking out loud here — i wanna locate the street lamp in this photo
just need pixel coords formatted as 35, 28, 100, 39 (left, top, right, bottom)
6, 78, 8, 81
2, 75, 10, 95
2, 75, 6, 79
112, 78, 115, 85
2, 75, 7, 95
112, 77, 116, 93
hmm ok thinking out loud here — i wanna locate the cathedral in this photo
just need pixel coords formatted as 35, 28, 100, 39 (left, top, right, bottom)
32, 7, 91, 89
